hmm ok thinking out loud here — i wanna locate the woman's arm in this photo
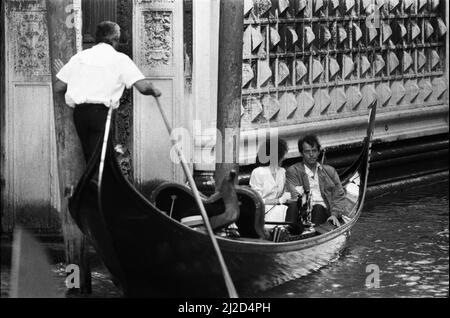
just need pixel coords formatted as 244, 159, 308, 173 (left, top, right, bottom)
264, 198, 283, 205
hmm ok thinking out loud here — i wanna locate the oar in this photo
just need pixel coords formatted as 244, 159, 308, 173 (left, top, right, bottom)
154, 96, 238, 298
321, 148, 326, 166
10, 227, 61, 297
97, 105, 114, 216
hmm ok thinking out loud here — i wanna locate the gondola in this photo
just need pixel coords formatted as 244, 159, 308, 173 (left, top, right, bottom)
68, 103, 377, 297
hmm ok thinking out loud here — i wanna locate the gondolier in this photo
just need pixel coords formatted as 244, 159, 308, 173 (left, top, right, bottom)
54, 20, 161, 164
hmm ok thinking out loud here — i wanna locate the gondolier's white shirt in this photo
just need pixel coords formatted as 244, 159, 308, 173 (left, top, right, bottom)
56, 43, 145, 109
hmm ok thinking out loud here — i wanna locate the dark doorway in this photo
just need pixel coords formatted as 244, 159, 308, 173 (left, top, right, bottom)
82, 0, 117, 49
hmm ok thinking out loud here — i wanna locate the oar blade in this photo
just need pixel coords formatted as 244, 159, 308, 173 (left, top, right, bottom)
210, 170, 240, 230
10, 227, 61, 298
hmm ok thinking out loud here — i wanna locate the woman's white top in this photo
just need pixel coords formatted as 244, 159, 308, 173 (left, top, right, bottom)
249, 166, 287, 227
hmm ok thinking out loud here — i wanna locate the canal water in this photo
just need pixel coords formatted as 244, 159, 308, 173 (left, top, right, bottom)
1, 178, 448, 298
259, 178, 449, 298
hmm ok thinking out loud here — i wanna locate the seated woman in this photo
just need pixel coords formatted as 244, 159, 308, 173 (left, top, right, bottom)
249, 138, 303, 235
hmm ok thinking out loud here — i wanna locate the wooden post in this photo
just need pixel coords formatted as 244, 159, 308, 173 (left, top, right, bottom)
215, 0, 244, 190
46, 0, 91, 294
0, 1, 6, 234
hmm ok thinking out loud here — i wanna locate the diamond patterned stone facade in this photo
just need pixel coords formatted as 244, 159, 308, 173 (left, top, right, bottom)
241, 0, 447, 127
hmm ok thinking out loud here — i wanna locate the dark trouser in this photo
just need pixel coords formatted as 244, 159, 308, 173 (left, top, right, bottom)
311, 204, 330, 225
283, 202, 330, 234
285, 201, 304, 235
285, 201, 300, 223
73, 103, 109, 163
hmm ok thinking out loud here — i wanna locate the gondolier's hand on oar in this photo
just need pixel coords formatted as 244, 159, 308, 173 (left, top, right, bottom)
134, 78, 161, 97
327, 215, 341, 227
151, 87, 161, 97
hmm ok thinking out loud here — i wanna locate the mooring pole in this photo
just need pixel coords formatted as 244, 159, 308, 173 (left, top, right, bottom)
46, 0, 91, 294
215, 0, 244, 190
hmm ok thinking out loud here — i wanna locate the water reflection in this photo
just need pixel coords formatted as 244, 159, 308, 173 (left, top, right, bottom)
258, 179, 449, 298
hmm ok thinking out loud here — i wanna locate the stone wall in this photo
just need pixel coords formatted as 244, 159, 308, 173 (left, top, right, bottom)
241, 0, 448, 129
115, 0, 134, 181
132, 0, 185, 185
238, 0, 448, 163
193, 0, 449, 171
2, 0, 61, 233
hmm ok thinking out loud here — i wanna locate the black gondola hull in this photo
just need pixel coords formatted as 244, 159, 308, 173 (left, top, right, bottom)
69, 104, 377, 297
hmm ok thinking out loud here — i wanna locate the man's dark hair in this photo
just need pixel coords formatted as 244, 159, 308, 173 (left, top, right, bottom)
256, 138, 288, 166
95, 21, 120, 45
298, 134, 321, 154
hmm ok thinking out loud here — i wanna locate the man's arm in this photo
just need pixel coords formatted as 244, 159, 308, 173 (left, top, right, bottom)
53, 58, 67, 94
328, 168, 347, 218
285, 166, 302, 199
54, 79, 67, 94
133, 79, 161, 97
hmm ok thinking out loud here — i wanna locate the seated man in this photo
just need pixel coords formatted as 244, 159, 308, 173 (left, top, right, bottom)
285, 135, 346, 227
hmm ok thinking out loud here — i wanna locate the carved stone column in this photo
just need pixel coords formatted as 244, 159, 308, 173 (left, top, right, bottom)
116, 0, 134, 181
132, 0, 185, 186
3, 0, 60, 232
